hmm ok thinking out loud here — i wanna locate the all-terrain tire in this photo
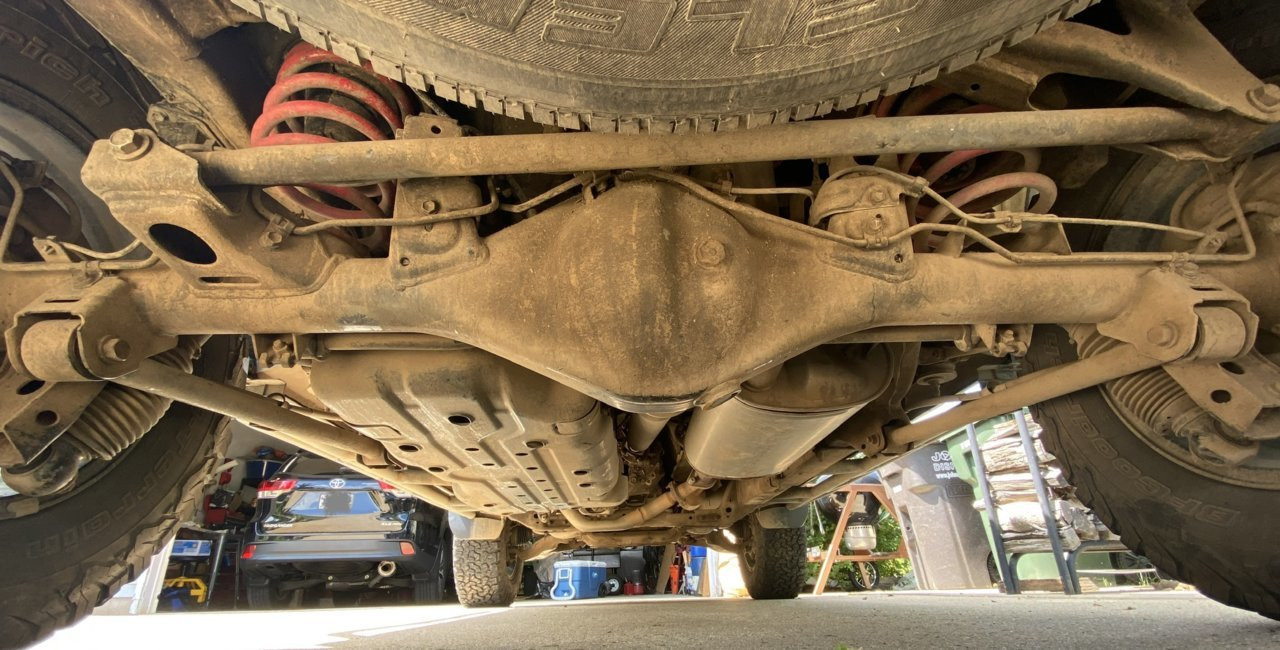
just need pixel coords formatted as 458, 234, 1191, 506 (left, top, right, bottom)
1026, 327, 1280, 620
0, 0, 152, 142
0, 6, 237, 646
738, 513, 806, 600
230, 0, 1092, 133
1031, 2, 1280, 620
0, 3, 244, 645
453, 526, 519, 607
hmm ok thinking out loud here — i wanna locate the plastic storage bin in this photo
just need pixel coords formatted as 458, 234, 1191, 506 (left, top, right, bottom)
550, 560, 607, 601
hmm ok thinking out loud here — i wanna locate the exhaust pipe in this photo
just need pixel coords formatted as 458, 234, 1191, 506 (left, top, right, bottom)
377, 561, 397, 578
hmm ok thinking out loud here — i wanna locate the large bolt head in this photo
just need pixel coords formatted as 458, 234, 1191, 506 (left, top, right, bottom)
1247, 84, 1280, 111
108, 128, 151, 160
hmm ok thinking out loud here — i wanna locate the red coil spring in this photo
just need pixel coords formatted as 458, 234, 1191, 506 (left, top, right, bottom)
250, 43, 413, 221
872, 86, 1059, 246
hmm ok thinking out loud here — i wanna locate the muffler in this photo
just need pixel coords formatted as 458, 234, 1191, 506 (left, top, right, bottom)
683, 345, 892, 479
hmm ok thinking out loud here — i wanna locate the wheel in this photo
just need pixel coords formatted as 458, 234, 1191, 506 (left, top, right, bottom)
1027, 1, 1280, 620
604, 577, 622, 596
412, 513, 453, 603
1027, 327, 1280, 619
438, 524, 455, 599
245, 579, 291, 610
848, 562, 880, 592
0, 5, 237, 643
452, 523, 521, 607
0, 330, 236, 640
0, 334, 237, 643
737, 512, 806, 600
232, 0, 1088, 133
641, 546, 665, 594
1110, 552, 1172, 587
520, 564, 541, 599
413, 576, 442, 604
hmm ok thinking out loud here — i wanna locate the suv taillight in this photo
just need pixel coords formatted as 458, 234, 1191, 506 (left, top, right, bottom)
378, 480, 411, 498
257, 478, 297, 500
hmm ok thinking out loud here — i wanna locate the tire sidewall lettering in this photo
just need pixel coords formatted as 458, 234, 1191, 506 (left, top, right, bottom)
426, 0, 928, 54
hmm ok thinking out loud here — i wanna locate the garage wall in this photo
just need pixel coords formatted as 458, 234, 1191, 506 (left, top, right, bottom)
218, 422, 307, 490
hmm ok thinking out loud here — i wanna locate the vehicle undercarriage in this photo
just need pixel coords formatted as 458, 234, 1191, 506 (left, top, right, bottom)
1, 0, 1279, 640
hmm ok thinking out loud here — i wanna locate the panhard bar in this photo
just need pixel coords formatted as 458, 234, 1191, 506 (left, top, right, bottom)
191, 107, 1218, 186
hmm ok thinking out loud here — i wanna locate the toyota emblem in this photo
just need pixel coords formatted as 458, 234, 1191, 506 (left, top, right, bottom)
328, 478, 346, 489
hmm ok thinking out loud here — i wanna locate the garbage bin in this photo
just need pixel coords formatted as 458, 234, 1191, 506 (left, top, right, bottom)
880, 442, 993, 589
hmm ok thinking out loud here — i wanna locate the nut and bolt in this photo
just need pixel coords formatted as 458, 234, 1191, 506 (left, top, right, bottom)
694, 238, 727, 267
257, 338, 296, 368
98, 336, 132, 362
420, 200, 439, 214
260, 230, 285, 249
1146, 322, 1180, 347
868, 186, 890, 203
108, 129, 152, 160
1246, 83, 1280, 112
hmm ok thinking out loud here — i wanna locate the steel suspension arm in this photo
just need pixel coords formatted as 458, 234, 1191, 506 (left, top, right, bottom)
113, 359, 381, 458
885, 343, 1166, 448
111, 359, 468, 511
763, 343, 1167, 507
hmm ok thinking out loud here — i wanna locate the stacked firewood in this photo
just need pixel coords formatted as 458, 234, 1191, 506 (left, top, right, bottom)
978, 417, 1113, 554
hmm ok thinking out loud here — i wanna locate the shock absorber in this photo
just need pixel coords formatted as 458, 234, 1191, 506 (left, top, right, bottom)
250, 43, 413, 221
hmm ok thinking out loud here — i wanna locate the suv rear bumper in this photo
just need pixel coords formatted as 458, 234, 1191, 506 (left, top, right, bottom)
241, 539, 433, 574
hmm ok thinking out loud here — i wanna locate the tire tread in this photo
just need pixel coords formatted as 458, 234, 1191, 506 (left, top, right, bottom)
740, 517, 806, 600
0, 421, 230, 647
228, 0, 1092, 134
452, 538, 515, 608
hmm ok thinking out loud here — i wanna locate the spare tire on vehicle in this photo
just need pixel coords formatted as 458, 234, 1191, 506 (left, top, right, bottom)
231, 0, 1091, 132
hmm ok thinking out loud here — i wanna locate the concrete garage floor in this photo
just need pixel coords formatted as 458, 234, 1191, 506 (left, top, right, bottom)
36, 591, 1280, 649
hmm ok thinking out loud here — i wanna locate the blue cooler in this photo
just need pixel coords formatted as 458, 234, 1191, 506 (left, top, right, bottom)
687, 546, 708, 593
550, 560, 607, 601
